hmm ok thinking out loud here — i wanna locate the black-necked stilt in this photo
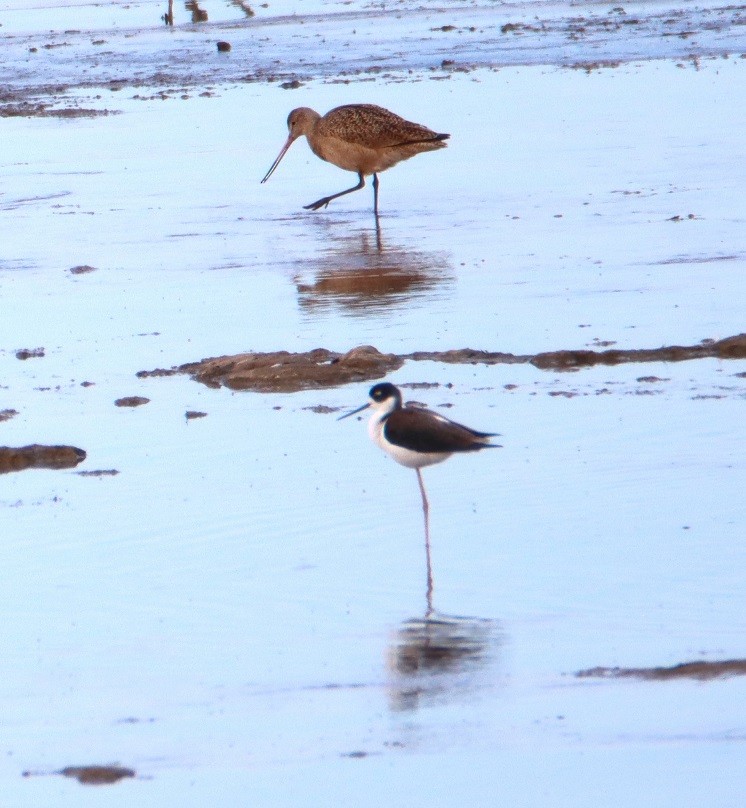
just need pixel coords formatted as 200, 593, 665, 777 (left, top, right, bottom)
339, 382, 498, 603
339, 382, 496, 472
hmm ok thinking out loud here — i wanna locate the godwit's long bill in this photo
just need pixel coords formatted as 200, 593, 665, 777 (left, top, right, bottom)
261, 104, 449, 216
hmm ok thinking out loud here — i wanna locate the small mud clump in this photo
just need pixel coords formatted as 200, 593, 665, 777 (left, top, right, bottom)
16, 347, 45, 360
0, 444, 86, 474
58, 765, 135, 785
115, 396, 150, 407
23, 764, 136, 785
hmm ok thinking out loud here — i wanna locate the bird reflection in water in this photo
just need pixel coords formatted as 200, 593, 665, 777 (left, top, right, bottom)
185, 0, 208, 22
295, 225, 452, 317
166, 0, 252, 25
163, 0, 206, 24
389, 524, 502, 712
388, 612, 501, 712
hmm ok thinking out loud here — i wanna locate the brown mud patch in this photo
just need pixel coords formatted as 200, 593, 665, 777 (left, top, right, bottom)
115, 396, 150, 407
0, 101, 114, 119
0, 444, 86, 474
23, 764, 136, 785
16, 347, 45, 360
139, 345, 403, 393
409, 333, 746, 371
59, 765, 135, 785
576, 658, 746, 682
0, 409, 19, 423
140, 334, 746, 393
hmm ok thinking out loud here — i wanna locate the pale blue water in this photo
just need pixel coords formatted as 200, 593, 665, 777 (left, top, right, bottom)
1, 7, 745, 804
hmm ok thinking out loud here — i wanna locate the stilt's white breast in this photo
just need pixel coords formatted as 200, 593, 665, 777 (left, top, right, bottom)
368, 413, 450, 469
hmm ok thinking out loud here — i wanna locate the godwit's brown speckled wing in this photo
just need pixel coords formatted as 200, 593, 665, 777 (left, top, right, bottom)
383, 407, 497, 454
318, 104, 448, 149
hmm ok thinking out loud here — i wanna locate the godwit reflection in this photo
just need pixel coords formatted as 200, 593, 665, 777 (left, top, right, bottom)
296, 225, 452, 316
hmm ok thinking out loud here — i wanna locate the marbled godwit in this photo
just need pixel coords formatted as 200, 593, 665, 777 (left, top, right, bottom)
261, 104, 449, 216
339, 383, 498, 597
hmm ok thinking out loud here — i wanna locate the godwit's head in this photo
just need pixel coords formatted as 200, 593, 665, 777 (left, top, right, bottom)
286, 107, 320, 139
261, 108, 321, 184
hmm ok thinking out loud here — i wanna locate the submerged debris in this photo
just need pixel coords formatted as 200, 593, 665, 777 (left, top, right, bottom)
0, 444, 86, 474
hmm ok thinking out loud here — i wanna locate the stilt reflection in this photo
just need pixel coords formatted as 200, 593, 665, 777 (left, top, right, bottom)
388, 611, 501, 712
389, 522, 502, 712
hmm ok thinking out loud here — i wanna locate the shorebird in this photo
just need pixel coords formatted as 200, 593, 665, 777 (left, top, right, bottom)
261, 104, 449, 216
339, 382, 498, 593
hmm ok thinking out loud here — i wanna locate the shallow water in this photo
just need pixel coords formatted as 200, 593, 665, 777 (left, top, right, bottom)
2, 0, 746, 803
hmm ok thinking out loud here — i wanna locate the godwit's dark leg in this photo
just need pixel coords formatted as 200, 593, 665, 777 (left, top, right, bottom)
372, 173, 380, 217
416, 468, 434, 614
304, 172, 366, 211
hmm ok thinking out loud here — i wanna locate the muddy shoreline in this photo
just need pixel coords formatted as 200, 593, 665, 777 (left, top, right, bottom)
138, 333, 746, 393
3, 1, 745, 113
